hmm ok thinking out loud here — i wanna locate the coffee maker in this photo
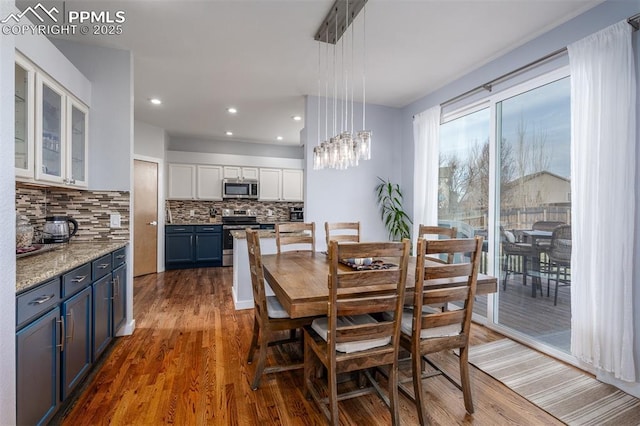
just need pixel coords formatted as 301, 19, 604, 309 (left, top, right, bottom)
289, 207, 303, 222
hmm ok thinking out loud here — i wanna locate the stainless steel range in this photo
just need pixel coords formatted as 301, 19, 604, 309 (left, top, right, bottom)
222, 209, 259, 266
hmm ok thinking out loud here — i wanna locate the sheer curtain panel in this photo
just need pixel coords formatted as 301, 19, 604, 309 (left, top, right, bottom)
568, 20, 636, 381
412, 105, 441, 246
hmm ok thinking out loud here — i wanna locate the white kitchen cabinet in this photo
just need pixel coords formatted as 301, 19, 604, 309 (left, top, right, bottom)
168, 164, 196, 199
15, 54, 35, 179
259, 168, 304, 201
282, 169, 304, 201
196, 165, 223, 200
259, 168, 282, 201
32, 69, 89, 188
223, 166, 258, 180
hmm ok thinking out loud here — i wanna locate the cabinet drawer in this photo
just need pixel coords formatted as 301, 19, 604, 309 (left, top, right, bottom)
112, 247, 126, 268
92, 254, 113, 280
196, 225, 221, 233
166, 225, 194, 233
62, 263, 91, 297
16, 278, 61, 328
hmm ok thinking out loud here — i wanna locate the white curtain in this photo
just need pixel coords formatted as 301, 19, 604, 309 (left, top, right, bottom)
568, 20, 636, 381
412, 105, 441, 246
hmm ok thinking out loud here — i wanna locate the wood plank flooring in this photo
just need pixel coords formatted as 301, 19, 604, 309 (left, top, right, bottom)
59, 267, 565, 425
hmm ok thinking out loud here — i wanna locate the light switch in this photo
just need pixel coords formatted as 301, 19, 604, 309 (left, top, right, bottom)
110, 213, 121, 228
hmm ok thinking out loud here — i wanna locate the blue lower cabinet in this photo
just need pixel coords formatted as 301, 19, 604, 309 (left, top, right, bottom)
61, 286, 92, 400
112, 264, 127, 334
166, 225, 222, 269
16, 307, 60, 426
92, 274, 112, 362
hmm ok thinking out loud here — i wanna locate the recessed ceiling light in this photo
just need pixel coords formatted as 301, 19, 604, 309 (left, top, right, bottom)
276, 136, 284, 141
227, 107, 237, 114
292, 115, 302, 121
149, 98, 162, 105
225, 131, 233, 136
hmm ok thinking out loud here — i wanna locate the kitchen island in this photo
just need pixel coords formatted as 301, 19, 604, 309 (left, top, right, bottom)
232, 229, 278, 309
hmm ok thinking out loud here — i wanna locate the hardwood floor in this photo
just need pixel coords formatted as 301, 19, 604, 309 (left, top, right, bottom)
59, 267, 563, 425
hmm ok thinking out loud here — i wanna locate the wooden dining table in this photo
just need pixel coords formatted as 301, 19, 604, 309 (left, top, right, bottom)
262, 251, 498, 319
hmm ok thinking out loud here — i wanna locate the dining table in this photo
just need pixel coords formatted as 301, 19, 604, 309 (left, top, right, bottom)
520, 229, 553, 297
261, 251, 498, 319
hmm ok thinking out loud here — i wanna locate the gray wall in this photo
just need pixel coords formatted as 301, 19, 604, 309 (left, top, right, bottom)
52, 40, 133, 192
135, 120, 166, 160
304, 95, 403, 250
169, 135, 304, 159
0, 1, 16, 420
399, 0, 640, 395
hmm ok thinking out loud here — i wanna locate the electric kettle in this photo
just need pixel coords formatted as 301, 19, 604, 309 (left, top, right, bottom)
42, 216, 78, 243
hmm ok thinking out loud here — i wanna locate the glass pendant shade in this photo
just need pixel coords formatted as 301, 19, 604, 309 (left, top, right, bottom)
358, 130, 371, 161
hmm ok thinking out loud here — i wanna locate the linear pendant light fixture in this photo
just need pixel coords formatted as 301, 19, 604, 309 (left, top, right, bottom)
313, 0, 371, 170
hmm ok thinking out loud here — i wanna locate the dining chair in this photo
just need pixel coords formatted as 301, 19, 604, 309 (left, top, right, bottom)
546, 224, 571, 305
500, 226, 539, 294
245, 229, 317, 390
418, 224, 457, 264
324, 221, 361, 246
303, 239, 410, 425
397, 236, 483, 425
275, 222, 315, 254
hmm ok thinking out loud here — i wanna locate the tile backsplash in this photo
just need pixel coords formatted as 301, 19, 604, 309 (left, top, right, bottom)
166, 199, 303, 223
16, 183, 130, 242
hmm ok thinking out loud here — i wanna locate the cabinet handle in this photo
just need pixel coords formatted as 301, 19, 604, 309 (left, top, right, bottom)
71, 275, 87, 283
57, 316, 65, 352
174, 228, 186, 231
111, 276, 119, 299
29, 294, 54, 305
116, 254, 125, 260
98, 263, 110, 269
66, 309, 75, 343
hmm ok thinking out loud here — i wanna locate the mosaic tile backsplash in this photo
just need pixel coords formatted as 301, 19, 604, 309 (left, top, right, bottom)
166, 199, 303, 224
16, 183, 130, 242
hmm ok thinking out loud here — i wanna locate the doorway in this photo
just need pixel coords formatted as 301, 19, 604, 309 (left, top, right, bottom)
134, 159, 159, 276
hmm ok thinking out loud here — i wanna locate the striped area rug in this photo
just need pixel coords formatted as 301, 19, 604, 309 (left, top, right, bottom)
468, 339, 640, 425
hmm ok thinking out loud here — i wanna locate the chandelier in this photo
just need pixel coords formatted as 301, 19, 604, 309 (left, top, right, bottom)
312, 0, 371, 170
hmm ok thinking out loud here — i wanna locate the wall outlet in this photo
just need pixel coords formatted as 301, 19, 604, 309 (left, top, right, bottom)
110, 213, 121, 228
190, 209, 195, 217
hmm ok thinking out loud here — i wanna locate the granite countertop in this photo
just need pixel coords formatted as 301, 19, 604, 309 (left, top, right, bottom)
16, 241, 128, 294
231, 230, 276, 239
167, 221, 222, 225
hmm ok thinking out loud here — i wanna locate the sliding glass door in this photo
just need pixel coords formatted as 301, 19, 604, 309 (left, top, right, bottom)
438, 68, 572, 353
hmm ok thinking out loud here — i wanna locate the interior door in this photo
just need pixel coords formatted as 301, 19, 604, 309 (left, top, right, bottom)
134, 159, 158, 276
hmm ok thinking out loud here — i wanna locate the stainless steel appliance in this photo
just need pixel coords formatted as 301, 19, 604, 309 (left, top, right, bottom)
289, 207, 304, 222
42, 215, 78, 243
222, 179, 259, 199
222, 210, 259, 266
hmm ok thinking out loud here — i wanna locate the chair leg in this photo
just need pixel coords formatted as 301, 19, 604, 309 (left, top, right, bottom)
388, 362, 400, 426
502, 254, 509, 290
413, 353, 427, 426
328, 361, 339, 425
251, 330, 269, 390
303, 332, 313, 399
459, 345, 474, 414
247, 317, 259, 364
554, 268, 560, 306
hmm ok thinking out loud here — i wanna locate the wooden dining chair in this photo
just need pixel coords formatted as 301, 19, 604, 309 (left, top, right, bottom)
245, 229, 316, 390
418, 224, 457, 264
324, 221, 361, 246
275, 222, 315, 254
303, 239, 410, 425
398, 236, 483, 425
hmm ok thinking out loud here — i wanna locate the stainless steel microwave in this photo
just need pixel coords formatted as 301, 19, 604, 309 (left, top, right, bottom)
222, 179, 259, 199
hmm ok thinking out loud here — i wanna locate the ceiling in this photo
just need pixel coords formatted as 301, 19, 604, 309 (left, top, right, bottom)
18, 0, 603, 146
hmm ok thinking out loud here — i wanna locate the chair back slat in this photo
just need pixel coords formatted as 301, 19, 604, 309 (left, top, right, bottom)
276, 222, 315, 253
421, 309, 465, 329
422, 286, 469, 305
326, 239, 410, 352
418, 224, 457, 264
335, 321, 395, 343
424, 263, 473, 280
325, 222, 361, 246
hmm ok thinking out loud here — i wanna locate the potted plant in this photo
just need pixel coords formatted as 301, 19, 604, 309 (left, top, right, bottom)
375, 177, 412, 241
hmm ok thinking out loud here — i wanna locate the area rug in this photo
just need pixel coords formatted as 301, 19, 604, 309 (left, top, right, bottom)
468, 339, 640, 425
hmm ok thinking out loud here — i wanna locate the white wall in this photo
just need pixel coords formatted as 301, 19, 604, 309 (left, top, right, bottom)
166, 150, 304, 169
135, 120, 166, 159
304, 96, 403, 251
400, 0, 640, 396
0, 2, 17, 421
52, 40, 133, 192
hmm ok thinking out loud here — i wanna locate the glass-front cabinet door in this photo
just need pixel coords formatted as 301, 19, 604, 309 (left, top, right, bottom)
15, 55, 34, 178
36, 73, 66, 184
67, 98, 88, 187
